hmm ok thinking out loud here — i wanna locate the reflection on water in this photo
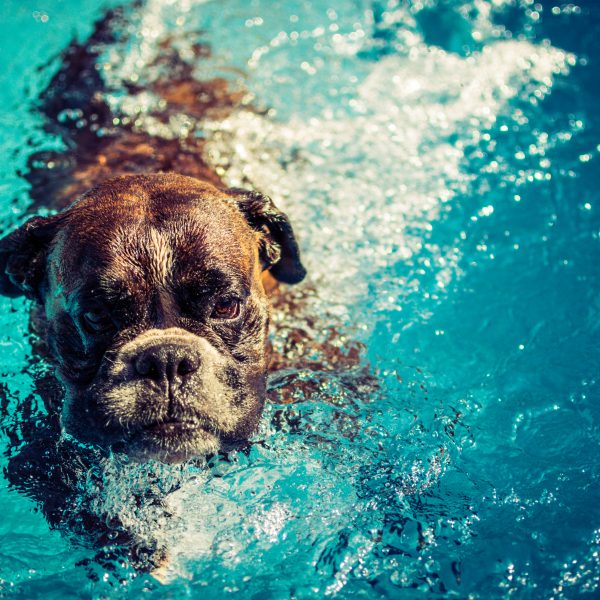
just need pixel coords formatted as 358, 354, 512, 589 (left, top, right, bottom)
0, 0, 599, 597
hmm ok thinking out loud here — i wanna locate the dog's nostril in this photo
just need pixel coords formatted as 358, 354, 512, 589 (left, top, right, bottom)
177, 356, 199, 376
135, 354, 162, 381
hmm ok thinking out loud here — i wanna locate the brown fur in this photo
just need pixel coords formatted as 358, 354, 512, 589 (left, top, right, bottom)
1, 171, 309, 461
20, 6, 360, 381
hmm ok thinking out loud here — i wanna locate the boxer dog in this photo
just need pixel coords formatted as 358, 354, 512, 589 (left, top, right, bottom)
0, 6, 370, 576
0, 173, 306, 462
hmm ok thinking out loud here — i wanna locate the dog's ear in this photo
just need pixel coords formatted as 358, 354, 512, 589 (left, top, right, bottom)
0, 214, 63, 300
227, 188, 307, 284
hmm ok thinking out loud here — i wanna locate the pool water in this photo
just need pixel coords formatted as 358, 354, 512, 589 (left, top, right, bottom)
0, 0, 599, 597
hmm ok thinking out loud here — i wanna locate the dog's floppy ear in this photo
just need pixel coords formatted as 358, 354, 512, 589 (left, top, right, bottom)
227, 188, 307, 284
0, 214, 63, 300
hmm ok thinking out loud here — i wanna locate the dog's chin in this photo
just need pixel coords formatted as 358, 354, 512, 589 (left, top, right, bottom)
122, 422, 222, 464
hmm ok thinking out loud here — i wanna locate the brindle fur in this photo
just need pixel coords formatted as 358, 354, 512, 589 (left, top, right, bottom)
2, 167, 310, 464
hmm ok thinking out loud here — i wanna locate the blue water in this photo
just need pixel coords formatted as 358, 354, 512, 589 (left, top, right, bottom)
0, 0, 599, 597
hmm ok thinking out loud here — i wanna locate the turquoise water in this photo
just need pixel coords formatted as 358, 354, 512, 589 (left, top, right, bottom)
0, 0, 599, 597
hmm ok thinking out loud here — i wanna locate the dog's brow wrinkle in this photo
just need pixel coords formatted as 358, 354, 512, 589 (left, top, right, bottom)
148, 227, 174, 286
107, 225, 146, 278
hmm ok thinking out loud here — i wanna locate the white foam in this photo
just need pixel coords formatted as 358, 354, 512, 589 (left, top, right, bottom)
203, 40, 572, 317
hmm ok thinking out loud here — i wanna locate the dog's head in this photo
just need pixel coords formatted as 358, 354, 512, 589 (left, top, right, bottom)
0, 173, 305, 461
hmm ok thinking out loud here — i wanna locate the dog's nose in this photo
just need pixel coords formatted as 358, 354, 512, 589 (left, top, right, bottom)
134, 343, 200, 384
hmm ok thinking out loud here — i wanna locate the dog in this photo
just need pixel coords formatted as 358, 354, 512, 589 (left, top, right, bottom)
0, 173, 306, 462
0, 7, 373, 576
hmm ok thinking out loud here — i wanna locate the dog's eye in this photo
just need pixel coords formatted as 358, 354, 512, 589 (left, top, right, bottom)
81, 310, 112, 333
211, 297, 240, 320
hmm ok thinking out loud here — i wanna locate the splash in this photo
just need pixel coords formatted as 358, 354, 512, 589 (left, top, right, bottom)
65, 0, 577, 589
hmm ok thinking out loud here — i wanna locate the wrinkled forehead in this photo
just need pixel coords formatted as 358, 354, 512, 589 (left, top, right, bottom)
49, 197, 258, 296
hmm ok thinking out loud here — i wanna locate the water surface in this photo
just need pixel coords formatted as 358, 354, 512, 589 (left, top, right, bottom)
0, 0, 599, 597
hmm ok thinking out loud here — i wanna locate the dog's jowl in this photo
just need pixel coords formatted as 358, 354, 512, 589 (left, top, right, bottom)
0, 173, 306, 462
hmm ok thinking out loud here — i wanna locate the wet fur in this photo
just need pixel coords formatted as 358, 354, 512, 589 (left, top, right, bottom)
0, 171, 305, 461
